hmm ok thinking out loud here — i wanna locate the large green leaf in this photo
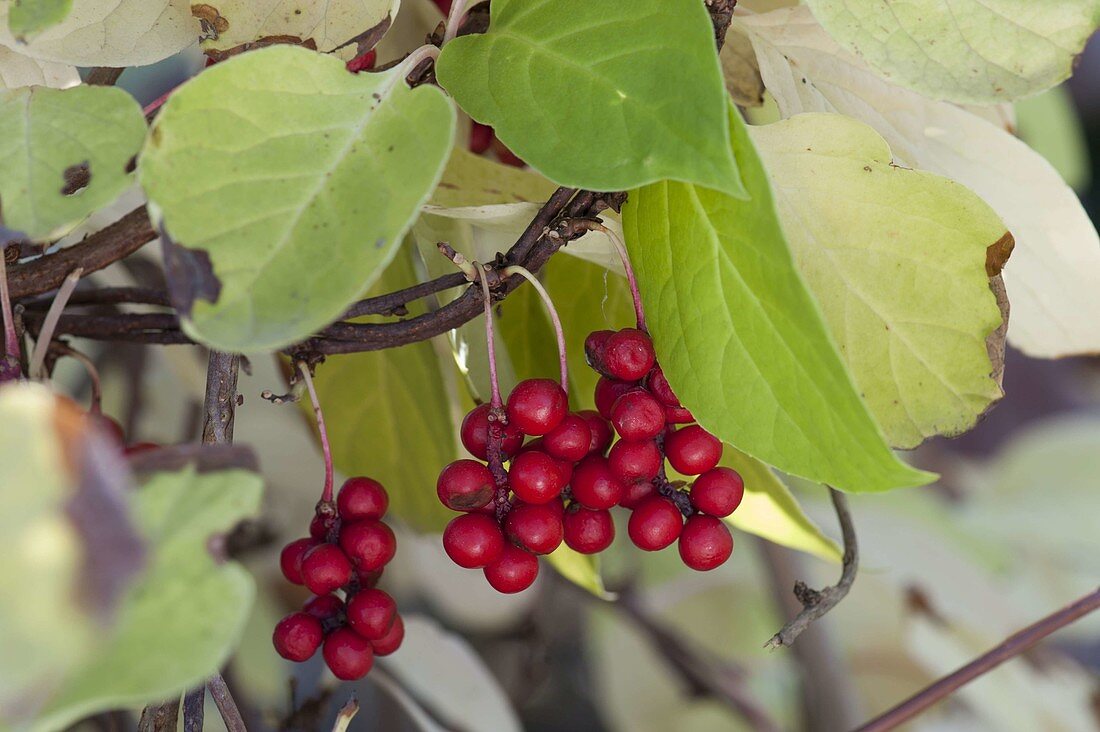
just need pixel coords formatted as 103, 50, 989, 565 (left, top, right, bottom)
804, 0, 1100, 103
35, 466, 262, 732
435, 0, 746, 198
750, 114, 1007, 448
545, 546, 609, 599
0, 0, 199, 67
621, 104, 933, 493
140, 44, 456, 351
8, 0, 72, 38
310, 249, 458, 533
0, 84, 145, 240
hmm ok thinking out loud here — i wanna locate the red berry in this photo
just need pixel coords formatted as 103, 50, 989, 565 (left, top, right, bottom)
610, 390, 665, 441
437, 459, 495, 511
442, 513, 505, 568
691, 468, 745, 517
323, 628, 374, 680
460, 404, 523, 460
273, 612, 323, 662
608, 439, 662, 483
542, 413, 592, 462
664, 405, 695, 424
356, 567, 384, 588
346, 588, 397, 641
570, 455, 626, 510
345, 48, 376, 73
562, 505, 615, 554
665, 425, 723, 475
584, 330, 614, 371
645, 366, 681, 408
678, 514, 733, 571
371, 613, 404, 656
96, 414, 126, 444
493, 139, 525, 167
508, 450, 565, 504
578, 410, 614, 455
339, 520, 396, 571
628, 496, 683, 551
432, 0, 452, 14
337, 477, 388, 521
619, 479, 657, 509
280, 537, 317, 585
504, 501, 563, 555
303, 594, 344, 623
469, 122, 493, 154
594, 377, 634, 419
506, 379, 567, 435
300, 543, 352, 594
309, 513, 332, 540
553, 456, 574, 485
483, 544, 539, 593
603, 329, 656, 381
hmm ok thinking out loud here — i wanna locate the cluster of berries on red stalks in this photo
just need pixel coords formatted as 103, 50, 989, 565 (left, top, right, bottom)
274, 477, 404, 680
586, 328, 744, 569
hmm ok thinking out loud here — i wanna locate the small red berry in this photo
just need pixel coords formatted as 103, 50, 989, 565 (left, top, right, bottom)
469, 122, 493, 154
664, 405, 695, 424
608, 439, 662, 483
542, 413, 592, 462
570, 455, 626, 510
300, 544, 352, 595
309, 513, 331, 540
504, 501, 564, 555
303, 594, 344, 623
356, 567, 384, 588
619, 479, 657, 509
346, 588, 397, 640
628, 496, 683, 551
337, 477, 388, 521
273, 612, 323, 662
460, 404, 524, 460
594, 377, 634, 419
678, 514, 733, 571
280, 537, 317, 585
509, 450, 566, 504
603, 329, 656, 381
437, 459, 495, 511
610, 390, 665, 441
323, 628, 374, 680
584, 330, 614, 371
665, 425, 723, 475
443, 513, 505, 568
691, 467, 745, 517
339, 520, 396, 571
484, 544, 539, 593
578, 410, 614, 455
645, 366, 681, 408
507, 379, 568, 435
371, 613, 405, 656
345, 48, 376, 73
563, 505, 615, 554
493, 139, 525, 167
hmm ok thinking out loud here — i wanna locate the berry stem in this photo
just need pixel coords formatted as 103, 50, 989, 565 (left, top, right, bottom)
297, 360, 335, 503
28, 266, 82, 379
474, 263, 512, 518
55, 343, 103, 413
0, 248, 21, 381
399, 44, 439, 80
474, 262, 504, 410
443, 0, 470, 44
502, 265, 568, 388
589, 222, 647, 332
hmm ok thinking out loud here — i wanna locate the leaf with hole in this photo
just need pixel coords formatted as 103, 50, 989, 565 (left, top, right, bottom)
435, 0, 746, 198
621, 103, 933, 493
140, 44, 456, 351
0, 84, 145, 240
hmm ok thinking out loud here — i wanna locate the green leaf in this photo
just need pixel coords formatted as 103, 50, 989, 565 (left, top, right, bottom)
804, 0, 1100, 103
545, 545, 610, 599
140, 45, 456, 352
35, 466, 263, 732
430, 146, 557, 208
0, 84, 145, 240
1017, 85, 1091, 192
435, 0, 746, 198
621, 103, 933, 493
310, 249, 458, 533
0, 0, 199, 67
8, 0, 72, 38
749, 114, 1007, 449
196, 0, 396, 56
720, 448, 840, 563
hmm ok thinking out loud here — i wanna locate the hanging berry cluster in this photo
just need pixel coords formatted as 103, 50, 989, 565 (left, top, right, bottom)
435, 232, 746, 594
272, 366, 404, 680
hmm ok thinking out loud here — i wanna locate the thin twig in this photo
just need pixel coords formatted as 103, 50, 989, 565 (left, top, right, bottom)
330, 697, 360, 732
137, 698, 180, 732
764, 488, 857, 649
183, 686, 205, 732
0, 243, 20, 380
201, 351, 240, 445
29, 266, 82, 378
854, 587, 1100, 732
207, 674, 247, 732
86, 67, 125, 86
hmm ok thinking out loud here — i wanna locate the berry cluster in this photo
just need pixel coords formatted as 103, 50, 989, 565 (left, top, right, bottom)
585, 328, 744, 570
274, 477, 404, 680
